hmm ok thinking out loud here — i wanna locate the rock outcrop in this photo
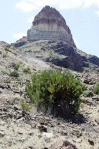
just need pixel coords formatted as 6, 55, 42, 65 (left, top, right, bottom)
17, 40, 99, 72
12, 6, 99, 72
48, 138, 77, 149
88, 55, 99, 66
27, 6, 75, 47
44, 41, 84, 71
12, 36, 27, 47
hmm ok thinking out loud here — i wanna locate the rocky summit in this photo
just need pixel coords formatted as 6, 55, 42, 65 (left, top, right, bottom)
13, 6, 99, 72
27, 6, 75, 47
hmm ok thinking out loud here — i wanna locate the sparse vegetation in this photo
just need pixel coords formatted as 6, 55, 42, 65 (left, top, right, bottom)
23, 67, 31, 74
26, 70, 85, 117
11, 62, 20, 70
83, 91, 89, 97
93, 82, 99, 95
10, 70, 19, 77
20, 98, 32, 112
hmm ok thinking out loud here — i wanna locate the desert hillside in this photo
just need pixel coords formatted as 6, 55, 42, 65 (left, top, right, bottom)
0, 41, 99, 149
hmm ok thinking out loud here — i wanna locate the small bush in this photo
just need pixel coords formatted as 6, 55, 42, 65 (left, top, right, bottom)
11, 62, 20, 70
26, 70, 85, 117
93, 82, 99, 95
20, 98, 32, 112
10, 70, 19, 77
23, 67, 31, 74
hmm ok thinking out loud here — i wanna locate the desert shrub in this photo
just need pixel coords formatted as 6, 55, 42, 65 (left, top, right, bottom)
11, 62, 20, 70
26, 70, 85, 117
23, 67, 31, 74
20, 98, 32, 112
10, 70, 19, 77
93, 82, 99, 95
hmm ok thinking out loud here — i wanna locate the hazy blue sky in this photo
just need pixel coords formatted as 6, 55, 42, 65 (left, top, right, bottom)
0, 0, 99, 57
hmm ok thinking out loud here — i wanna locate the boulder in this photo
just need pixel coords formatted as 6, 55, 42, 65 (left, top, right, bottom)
48, 138, 77, 149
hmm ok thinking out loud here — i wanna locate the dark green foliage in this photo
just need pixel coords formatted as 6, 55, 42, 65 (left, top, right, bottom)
23, 67, 31, 74
26, 70, 85, 117
10, 70, 19, 77
93, 82, 99, 95
11, 62, 20, 70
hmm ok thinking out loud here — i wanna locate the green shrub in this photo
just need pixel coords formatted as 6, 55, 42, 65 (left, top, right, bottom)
26, 70, 85, 117
20, 98, 32, 112
10, 70, 19, 77
23, 67, 31, 74
11, 62, 20, 70
93, 82, 99, 95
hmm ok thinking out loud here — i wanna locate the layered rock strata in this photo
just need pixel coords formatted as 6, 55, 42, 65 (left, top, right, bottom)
27, 6, 75, 47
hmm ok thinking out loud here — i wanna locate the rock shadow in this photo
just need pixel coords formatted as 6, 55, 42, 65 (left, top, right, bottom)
66, 113, 87, 124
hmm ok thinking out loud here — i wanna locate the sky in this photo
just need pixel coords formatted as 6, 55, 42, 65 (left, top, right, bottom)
0, 0, 99, 57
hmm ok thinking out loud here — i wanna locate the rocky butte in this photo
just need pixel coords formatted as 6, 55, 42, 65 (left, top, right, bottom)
27, 6, 76, 47
13, 6, 99, 72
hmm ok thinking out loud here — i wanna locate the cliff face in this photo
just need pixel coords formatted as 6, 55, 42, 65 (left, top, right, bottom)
27, 6, 75, 47
33, 6, 69, 32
